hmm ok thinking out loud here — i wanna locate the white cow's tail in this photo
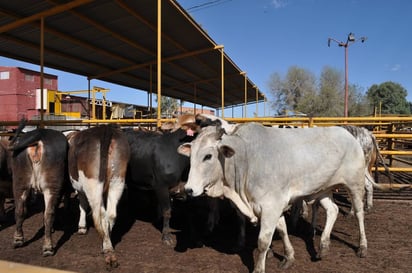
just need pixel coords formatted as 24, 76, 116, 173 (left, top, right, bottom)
365, 169, 393, 191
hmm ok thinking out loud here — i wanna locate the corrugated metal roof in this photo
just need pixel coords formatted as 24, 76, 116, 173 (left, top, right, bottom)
0, 0, 265, 109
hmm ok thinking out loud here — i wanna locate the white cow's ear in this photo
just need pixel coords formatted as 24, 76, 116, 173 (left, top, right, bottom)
219, 145, 235, 158
177, 143, 192, 157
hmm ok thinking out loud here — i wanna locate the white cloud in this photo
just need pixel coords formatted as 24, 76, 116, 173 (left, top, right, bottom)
272, 0, 288, 9
390, 64, 401, 72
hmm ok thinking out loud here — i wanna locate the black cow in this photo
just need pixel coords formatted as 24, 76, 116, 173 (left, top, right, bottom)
125, 127, 195, 246
9, 124, 68, 256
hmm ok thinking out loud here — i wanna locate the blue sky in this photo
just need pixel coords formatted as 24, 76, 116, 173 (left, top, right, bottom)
2, 0, 411, 117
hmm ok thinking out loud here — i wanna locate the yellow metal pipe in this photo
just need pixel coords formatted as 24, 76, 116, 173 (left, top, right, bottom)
91, 87, 96, 119
220, 46, 224, 118
379, 150, 412, 155
102, 95, 106, 120
0, 0, 94, 33
374, 167, 412, 172
40, 16, 45, 128
87, 80, 91, 121
374, 134, 412, 138
240, 71, 247, 118
255, 86, 258, 117
157, 0, 162, 128
367, 183, 411, 189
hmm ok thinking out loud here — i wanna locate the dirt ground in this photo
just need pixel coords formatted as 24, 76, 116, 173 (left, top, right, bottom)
0, 189, 411, 273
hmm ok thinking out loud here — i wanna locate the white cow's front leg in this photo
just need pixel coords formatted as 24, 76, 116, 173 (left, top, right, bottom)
253, 210, 282, 273
223, 186, 258, 224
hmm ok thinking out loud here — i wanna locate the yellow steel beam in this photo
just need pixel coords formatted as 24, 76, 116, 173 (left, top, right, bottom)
374, 134, 412, 138
157, 0, 162, 127
379, 150, 412, 155
374, 167, 412, 172
0, 0, 94, 33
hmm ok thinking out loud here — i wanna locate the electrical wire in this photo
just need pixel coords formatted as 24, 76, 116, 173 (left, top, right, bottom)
186, 0, 233, 13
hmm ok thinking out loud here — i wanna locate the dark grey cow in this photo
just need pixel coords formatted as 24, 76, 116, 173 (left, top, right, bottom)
124, 126, 195, 246
340, 125, 393, 211
180, 123, 368, 273
9, 125, 68, 256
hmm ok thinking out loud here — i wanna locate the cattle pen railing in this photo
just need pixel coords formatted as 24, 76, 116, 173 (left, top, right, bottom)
1, 115, 412, 194
226, 116, 412, 171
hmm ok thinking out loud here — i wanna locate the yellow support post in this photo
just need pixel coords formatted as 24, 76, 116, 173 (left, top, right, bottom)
157, 0, 162, 128
240, 71, 247, 118
215, 45, 224, 118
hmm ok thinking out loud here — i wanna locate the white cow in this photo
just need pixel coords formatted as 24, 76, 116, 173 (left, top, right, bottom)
291, 125, 394, 236
179, 122, 368, 273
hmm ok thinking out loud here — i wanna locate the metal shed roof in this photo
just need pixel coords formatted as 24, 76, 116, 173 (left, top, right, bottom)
0, 0, 265, 110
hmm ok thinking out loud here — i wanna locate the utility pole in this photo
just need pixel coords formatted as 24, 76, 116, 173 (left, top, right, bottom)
328, 33, 367, 117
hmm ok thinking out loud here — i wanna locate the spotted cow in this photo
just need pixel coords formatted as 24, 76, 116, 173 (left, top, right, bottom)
67, 125, 130, 268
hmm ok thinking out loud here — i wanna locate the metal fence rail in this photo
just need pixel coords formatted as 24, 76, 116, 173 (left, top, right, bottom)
2, 115, 412, 189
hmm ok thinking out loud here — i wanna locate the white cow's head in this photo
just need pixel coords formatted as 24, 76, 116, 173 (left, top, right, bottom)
178, 125, 234, 198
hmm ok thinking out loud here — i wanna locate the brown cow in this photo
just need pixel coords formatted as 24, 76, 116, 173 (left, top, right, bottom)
9, 125, 68, 256
67, 125, 130, 268
0, 136, 12, 219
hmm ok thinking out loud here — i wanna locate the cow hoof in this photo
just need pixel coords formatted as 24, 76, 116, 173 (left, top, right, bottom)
42, 247, 55, 257
104, 252, 119, 269
357, 246, 367, 258
230, 243, 244, 254
161, 234, 175, 247
250, 216, 258, 226
191, 239, 204, 248
265, 249, 274, 260
13, 237, 24, 248
316, 251, 326, 260
77, 226, 88, 235
317, 245, 330, 259
278, 257, 294, 269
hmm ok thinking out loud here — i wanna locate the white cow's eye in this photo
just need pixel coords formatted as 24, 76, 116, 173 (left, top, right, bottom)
203, 154, 212, 161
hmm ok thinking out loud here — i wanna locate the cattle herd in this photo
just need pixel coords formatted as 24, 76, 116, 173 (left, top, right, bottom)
0, 115, 395, 273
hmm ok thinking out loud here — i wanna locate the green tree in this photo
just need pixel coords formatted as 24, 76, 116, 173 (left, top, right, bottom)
348, 84, 373, 116
316, 66, 343, 116
268, 66, 316, 115
268, 66, 380, 117
366, 81, 410, 115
